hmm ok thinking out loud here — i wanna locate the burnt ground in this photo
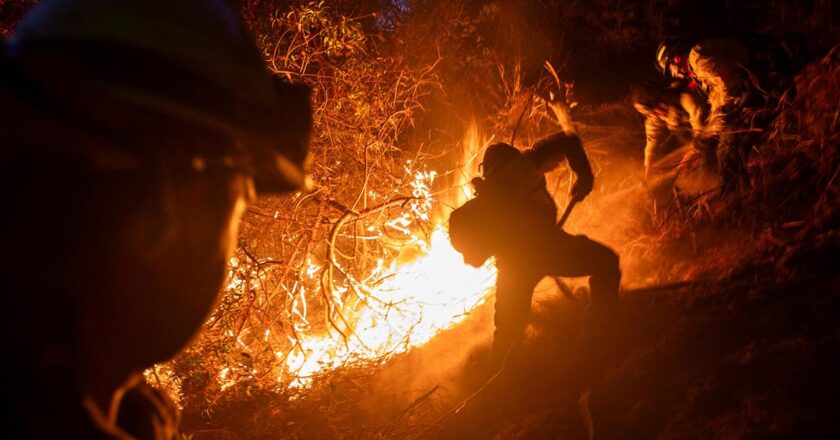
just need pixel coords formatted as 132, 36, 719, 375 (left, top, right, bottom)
230, 230, 840, 439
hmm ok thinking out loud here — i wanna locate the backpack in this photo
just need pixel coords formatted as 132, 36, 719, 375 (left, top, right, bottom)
448, 195, 498, 268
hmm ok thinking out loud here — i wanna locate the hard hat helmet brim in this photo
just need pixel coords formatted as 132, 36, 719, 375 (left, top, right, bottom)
7, 0, 313, 194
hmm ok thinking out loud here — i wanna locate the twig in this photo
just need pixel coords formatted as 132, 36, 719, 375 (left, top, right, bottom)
510, 88, 535, 145
620, 279, 712, 295
379, 384, 440, 434
321, 197, 414, 344
413, 342, 518, 439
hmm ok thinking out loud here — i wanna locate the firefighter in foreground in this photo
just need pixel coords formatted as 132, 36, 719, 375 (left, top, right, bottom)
1, 0, 310, 438
449, 132, 621, 366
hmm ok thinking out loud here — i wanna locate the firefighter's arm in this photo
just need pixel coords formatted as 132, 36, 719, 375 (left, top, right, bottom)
681, 91, 707, 132
528, 132, 594, 200
644, 117, 668, 177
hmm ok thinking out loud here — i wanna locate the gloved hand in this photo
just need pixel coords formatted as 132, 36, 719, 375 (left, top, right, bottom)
571, 174, 594, 200
470, 177, 487, 196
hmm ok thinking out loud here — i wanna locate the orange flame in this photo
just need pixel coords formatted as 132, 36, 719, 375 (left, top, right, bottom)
148, 124, 496, 394
280, 123, 495, 387
283, 228, 496, 387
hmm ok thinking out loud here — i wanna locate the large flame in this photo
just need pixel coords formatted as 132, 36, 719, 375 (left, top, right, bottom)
283, 228, 496, 386
150, 125, 495, 394
280, 123, 495, 387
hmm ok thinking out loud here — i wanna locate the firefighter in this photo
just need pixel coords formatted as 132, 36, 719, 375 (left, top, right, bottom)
1, 0, 311, 438
656, 36, 751, 192
452, 133, 621, 367
631, 80, 706, 179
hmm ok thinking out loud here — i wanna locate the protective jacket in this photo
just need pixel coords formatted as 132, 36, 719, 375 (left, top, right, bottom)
688, 38, 750, 134
632, 81, 705, 172
449, 133, 592, 267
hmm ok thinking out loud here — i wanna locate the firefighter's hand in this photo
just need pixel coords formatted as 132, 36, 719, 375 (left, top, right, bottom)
571, 175, 594, 200
470, 177, 487, 196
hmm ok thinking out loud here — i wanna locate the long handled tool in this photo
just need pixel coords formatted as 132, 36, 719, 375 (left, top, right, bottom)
557, 195, 581, 228
553, 196, 582, 300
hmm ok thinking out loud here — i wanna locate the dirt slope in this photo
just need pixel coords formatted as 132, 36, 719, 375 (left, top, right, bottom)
414, 239, 840, 440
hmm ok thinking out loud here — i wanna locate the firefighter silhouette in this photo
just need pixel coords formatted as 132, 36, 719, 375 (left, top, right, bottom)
449, 132, 620, 366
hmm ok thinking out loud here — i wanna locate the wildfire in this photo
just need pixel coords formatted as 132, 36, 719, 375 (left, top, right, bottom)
149, 125, 495, 394
278, 124, 494, 387
283, 228, 496, 386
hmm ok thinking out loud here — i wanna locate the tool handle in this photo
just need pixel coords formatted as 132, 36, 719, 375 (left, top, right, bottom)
557, 197, 580, 228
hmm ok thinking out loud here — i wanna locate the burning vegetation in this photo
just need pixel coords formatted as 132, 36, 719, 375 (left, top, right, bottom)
3, 0, 838, 438
143, 1, 838, 438
146, 0, 502, 410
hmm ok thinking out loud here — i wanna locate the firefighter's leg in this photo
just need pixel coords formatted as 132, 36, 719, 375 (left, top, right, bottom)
544, 232, 621, 333
491, 266, 541, 369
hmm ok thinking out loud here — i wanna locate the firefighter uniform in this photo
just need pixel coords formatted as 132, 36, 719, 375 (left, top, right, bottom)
688, 38, 751, 191
450, 133, 621, 366
632, 81, 706, 176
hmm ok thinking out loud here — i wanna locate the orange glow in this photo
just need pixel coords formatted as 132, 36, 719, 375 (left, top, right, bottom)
149, 124, 496, 393
279, 123, 495, 387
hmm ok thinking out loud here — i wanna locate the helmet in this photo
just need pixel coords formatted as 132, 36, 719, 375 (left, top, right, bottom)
5, 0, 310, 193
480, 143, 520, 177
655, 36, 687, 75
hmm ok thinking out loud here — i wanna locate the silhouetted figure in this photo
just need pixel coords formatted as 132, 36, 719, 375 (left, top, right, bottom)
0, 0, 311, 438
449, 133, 621, 367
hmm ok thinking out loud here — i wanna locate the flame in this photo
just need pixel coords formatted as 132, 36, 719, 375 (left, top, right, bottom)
148, 124, 495, 393
283, 229, 496, 386
279, 123, 494, 387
